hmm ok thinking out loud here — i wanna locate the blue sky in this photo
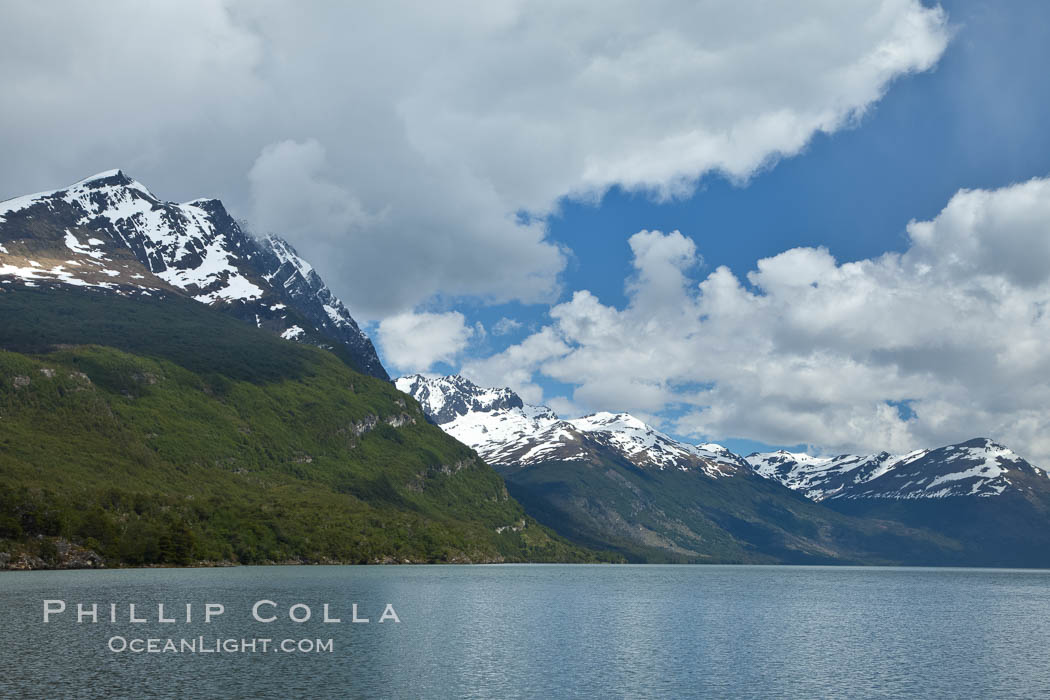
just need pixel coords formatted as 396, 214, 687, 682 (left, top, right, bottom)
411, 0, 1050, 455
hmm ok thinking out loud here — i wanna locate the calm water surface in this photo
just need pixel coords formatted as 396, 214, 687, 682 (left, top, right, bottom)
2, 565, 1049, 699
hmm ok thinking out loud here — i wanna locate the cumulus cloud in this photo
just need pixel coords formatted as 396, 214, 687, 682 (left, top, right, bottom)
0, 1, 949, 318
377, 311, 476, 372
906, 178, 1050, 287
468, 178, 1050, 464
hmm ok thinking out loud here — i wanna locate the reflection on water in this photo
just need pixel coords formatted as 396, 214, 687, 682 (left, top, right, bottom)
2, 565, 1049, 699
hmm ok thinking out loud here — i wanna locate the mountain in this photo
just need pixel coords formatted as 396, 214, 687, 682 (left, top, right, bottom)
747, 439, 1050, 502
396, 374, 954, 564
0, 285, 600, 568
0, 170, 387, 379
747, 439, 1050, 566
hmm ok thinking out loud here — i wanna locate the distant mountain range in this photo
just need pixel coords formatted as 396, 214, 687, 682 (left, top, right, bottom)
0, 170, 387, 379
396, 374, 744, 476
747, 440, 1047, 501
398, 374, 1049, 500
400, 374, 1050, 565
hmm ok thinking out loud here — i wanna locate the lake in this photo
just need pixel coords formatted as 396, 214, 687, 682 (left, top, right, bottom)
2, 565, 1049, 698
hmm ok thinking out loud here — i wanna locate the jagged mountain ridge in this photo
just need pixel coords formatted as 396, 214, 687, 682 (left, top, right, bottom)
396, 374, 744, 477
746, 438, 1050, 501
0, 170, 387, 379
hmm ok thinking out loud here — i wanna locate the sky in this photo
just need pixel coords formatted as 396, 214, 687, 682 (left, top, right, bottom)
3, 1, 1050, 460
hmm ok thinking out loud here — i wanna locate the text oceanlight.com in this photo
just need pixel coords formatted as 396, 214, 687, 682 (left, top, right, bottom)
107, 637, 334, 654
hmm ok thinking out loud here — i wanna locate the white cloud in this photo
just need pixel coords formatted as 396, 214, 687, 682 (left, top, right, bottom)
471, 178, 1050, 464
0, 1, 949, 318
546, 396, 587, 420
377, 311, 475, 372
248, 140, 374, 242
398, 0, 948, 203
492, 317, 524, 336
906, 178, 1050, 287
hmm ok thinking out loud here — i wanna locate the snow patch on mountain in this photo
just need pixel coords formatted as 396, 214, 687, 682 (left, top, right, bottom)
0, 261, 116, 290
63, 231, 106, 260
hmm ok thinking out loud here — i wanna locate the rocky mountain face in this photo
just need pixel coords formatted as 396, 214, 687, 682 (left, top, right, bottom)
248, 234, 388, 379
0, 170, 388, 379
746, 438, 1050, 501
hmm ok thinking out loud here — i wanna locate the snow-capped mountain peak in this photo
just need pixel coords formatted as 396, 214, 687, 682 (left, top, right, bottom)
695, 443, 752, 469
570, 412, 741, 473
395, 374, 529, 424
0, 170, 148, 224
0, 171, 388, 379
747, 437, 1048, 501
397, 375, 741, 477
1, 168, 265, 302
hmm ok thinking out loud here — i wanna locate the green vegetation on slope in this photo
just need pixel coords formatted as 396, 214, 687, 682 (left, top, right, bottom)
0, 286, 607, 566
